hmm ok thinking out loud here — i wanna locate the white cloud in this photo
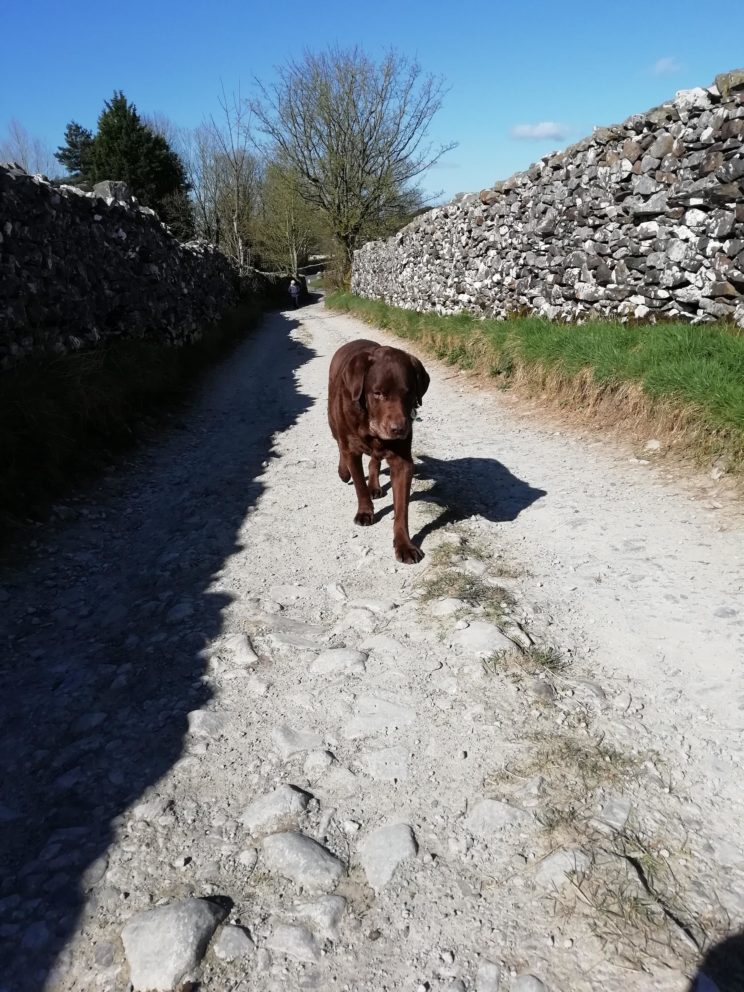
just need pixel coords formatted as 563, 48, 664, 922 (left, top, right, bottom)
510, 121, 569, 141
651, 57, 682, 76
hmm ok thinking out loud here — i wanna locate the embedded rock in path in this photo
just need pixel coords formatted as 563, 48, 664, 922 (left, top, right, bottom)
592, 795, 632, 832
263, 831, 344, 892
466, 799, 531, 838
450, 621, 514, 657
333, 606, 378, 634
534, 848, 591, 890
430, 597, 467, 617
292, 894, 347, 937
311, 647, 367, 675
268, 584, 307, 605
360, 745, 409, 781
187, 710, 226, 738
121, 897, 228, 991
272, 724, 324, 759
212, 924, 255, 962
359, 823, 418, 891
266, 923, 320, 962
343, 695, 416, 739
239, 784, 311, 836
268, 617, 328, 649
218, 632, 258, 667
512, 977, 548, 992
476, 960, 502, 992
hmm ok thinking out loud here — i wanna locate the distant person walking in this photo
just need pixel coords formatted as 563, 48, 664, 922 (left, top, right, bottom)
288, 278, 301, 308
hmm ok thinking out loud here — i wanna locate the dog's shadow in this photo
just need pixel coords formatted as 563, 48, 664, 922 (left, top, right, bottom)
372, 454, 546, 543
687, 929, 744, 992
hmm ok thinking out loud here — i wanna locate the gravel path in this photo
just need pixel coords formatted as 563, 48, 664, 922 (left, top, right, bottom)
1, 298, 742, 992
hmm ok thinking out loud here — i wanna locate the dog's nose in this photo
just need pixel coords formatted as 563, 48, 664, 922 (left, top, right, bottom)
389, 421, 408, 437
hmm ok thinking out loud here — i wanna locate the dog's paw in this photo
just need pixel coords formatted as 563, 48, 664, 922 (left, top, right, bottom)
369, 487, 384, 499
395, 543, 424, 564
354, 511, 375, 526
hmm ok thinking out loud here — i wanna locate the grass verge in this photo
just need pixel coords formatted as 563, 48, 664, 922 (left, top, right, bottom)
0, 300, 265, 544
326, 290, 744, 479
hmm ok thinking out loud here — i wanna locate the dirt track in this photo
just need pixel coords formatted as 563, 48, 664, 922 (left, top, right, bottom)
1, 297, 742, 992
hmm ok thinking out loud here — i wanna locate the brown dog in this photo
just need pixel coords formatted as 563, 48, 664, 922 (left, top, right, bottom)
328, 339, 430, 564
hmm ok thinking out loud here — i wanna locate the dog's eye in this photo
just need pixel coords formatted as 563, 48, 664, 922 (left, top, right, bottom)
373, 390, 383, 399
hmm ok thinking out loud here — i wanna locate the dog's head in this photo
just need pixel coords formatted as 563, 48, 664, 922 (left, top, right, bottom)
344, 346, 430, 441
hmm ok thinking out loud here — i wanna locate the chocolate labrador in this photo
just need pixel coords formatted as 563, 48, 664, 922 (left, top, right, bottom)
328, 339, 430, 563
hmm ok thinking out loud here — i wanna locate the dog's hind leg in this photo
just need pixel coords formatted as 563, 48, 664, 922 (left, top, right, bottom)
347, 453, 375, 526
367, 456, 383, 499
336, 443, 351, 484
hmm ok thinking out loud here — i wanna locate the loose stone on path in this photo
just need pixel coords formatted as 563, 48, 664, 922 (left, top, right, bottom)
121, 897, 227, 991
187, 710, 226, 738
211, 924, 255, 962
262, 832, 344, 893
359, 823, 418, 891
239, 785, 311, 836
476, 960, 502, 992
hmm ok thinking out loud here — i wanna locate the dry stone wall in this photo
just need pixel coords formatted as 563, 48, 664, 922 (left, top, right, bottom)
353, 69, 744, 328
0, 166, 239, 370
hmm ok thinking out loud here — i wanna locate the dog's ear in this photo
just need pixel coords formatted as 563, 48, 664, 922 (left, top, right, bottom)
343, 352, 373, 407
412, 357, 430, 406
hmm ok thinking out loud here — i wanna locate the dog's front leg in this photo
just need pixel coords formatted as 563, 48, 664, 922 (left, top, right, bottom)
347, 452, 375, 526
388, 453, 423, 563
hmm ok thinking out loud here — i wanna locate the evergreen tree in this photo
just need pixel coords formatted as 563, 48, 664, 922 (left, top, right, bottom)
88, 91, 193, 237
54, 121, 94, 176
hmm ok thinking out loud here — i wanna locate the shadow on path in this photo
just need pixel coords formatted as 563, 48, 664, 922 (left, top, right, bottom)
688, 930, 744, 992
409, 454, 547, 546
0, 312, 314, 990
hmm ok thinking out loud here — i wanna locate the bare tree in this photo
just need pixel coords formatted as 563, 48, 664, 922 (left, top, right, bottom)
252, 47, 455, 275
143, 111, 182, 148
180, 123, 223, 243
0, 118, 56, 175
209, 85, 258, 270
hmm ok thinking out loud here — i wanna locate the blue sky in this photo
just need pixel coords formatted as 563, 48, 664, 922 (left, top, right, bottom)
1, 0, 742, 201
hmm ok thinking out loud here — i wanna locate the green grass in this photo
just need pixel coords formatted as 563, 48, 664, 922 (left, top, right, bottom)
0, 300, 265, 543
327, 290, 744, 475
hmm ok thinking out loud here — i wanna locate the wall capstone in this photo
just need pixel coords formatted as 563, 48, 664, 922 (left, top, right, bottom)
352, 70, 744, 328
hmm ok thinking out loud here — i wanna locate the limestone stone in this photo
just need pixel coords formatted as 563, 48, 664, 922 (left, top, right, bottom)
466, 799, 531, 837
266, 923, 320, 963
311, 648, 367, 675
449, 621, 514, 657
534, 848, 591, 889
359, 823, 418, 891
292, 895, 347, 936
262, 831, 344, 892
239, 785, 311, 836
121, 898, 227, 991
212, 924, 255, 962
